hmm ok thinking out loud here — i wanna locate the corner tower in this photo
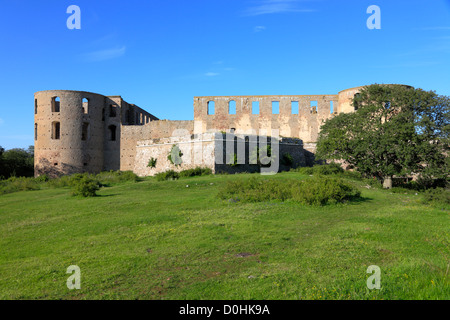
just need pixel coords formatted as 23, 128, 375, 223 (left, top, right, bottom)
34, 90, 106, 177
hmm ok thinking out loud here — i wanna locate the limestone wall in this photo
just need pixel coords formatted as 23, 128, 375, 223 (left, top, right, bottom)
133, 133, 306, 176
193, 94, 339, 144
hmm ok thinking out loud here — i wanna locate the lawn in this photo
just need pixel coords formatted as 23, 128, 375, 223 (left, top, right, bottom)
0, 172, 448, 300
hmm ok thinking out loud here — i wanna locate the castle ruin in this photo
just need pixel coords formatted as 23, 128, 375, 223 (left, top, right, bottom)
34, 86, 363, 177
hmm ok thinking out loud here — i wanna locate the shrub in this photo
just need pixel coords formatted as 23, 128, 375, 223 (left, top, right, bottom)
422, 188, 450, 205
291, 177, 361, 205
292, 163, 346, 176
314, 163, 344, 175
218, 176, 361, 205
0, 176, 41, 195
179, 167, 212, 178
71, 176, 101, 197
155, 170, 180, 181
96, 170, 139, 184
281, 153, 294, 167
35, 174, 49, 182
292, 167, 314, 175
147, 157, 157, 168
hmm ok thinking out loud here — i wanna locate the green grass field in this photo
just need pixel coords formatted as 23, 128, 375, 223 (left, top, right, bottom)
0, 172, 448, 300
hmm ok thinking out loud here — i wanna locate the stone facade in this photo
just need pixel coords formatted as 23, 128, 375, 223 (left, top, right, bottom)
34, 86, 372, 177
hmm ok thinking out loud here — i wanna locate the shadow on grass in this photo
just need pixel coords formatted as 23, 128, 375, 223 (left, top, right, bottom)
347, 196, 373, 205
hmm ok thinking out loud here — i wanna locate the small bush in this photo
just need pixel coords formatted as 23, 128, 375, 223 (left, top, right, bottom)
293, 167, 314, 175
218, 176, 361, 206
71, 176, 101, 197
95, 170, 139, 185
155, 170, 180, 181
0, 176, 41, 194
35, 174, 49, 182
291, 177, 361, 205
179, 167, 212, 178
281, 153, 294, 167
147, 157, 157, 168
422, 188, 450, 205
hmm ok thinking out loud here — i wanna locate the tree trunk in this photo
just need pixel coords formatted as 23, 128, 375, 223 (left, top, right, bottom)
383, 176, 393, 189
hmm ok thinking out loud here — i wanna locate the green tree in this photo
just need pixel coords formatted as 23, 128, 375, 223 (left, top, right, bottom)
316, 84, 449, 188
0, 146, 34, 178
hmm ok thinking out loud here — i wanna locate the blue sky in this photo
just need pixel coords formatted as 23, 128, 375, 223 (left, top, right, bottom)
0, 0, 449, 149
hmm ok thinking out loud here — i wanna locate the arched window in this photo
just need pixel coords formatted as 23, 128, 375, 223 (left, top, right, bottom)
102, 108, 105, 121
35, 99, 38, 114
51, 97, 60, 112
82, 98, 89, 114
34, 123, 37, 140
108, 125, 117, 141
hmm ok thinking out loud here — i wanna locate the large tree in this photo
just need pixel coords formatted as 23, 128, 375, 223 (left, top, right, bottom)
0, 146, 35, 178
316, 84, 449, 188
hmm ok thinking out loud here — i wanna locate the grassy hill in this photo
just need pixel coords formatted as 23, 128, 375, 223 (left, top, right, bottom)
0, 172, 448, 299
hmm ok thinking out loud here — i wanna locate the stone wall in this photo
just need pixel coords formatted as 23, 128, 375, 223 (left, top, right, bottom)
194, 94, 339, 146
133, 133, 306, 176
120, 120, 195, 172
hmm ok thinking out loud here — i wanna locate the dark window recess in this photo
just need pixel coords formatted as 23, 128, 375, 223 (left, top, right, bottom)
35, 99, 38, 114
52, 122, 60, 140
109, 104, 116, 117
108, 125, 117, 141
81, 122, 89, 141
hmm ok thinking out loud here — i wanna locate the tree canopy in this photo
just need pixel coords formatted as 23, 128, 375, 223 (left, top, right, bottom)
0, 146, 35, 178
316, 84, 449, 188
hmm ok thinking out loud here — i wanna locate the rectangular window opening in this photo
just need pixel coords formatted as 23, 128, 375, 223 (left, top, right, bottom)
207, 101, 215, 115
109, 104, 117, 117
291, 101, 299, 114
330, 101, 334, 114
81, 122, 89, 141
52, 121, 60, 140
310, 101, 318, 114
252, 101, 260, 115
272, 101, 279, 114
229, 100, 236, 115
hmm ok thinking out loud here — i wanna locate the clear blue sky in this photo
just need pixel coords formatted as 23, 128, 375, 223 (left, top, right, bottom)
1, 0, 449, 149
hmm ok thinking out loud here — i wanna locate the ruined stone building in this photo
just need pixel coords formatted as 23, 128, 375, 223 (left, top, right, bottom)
34, 86, 364, 177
